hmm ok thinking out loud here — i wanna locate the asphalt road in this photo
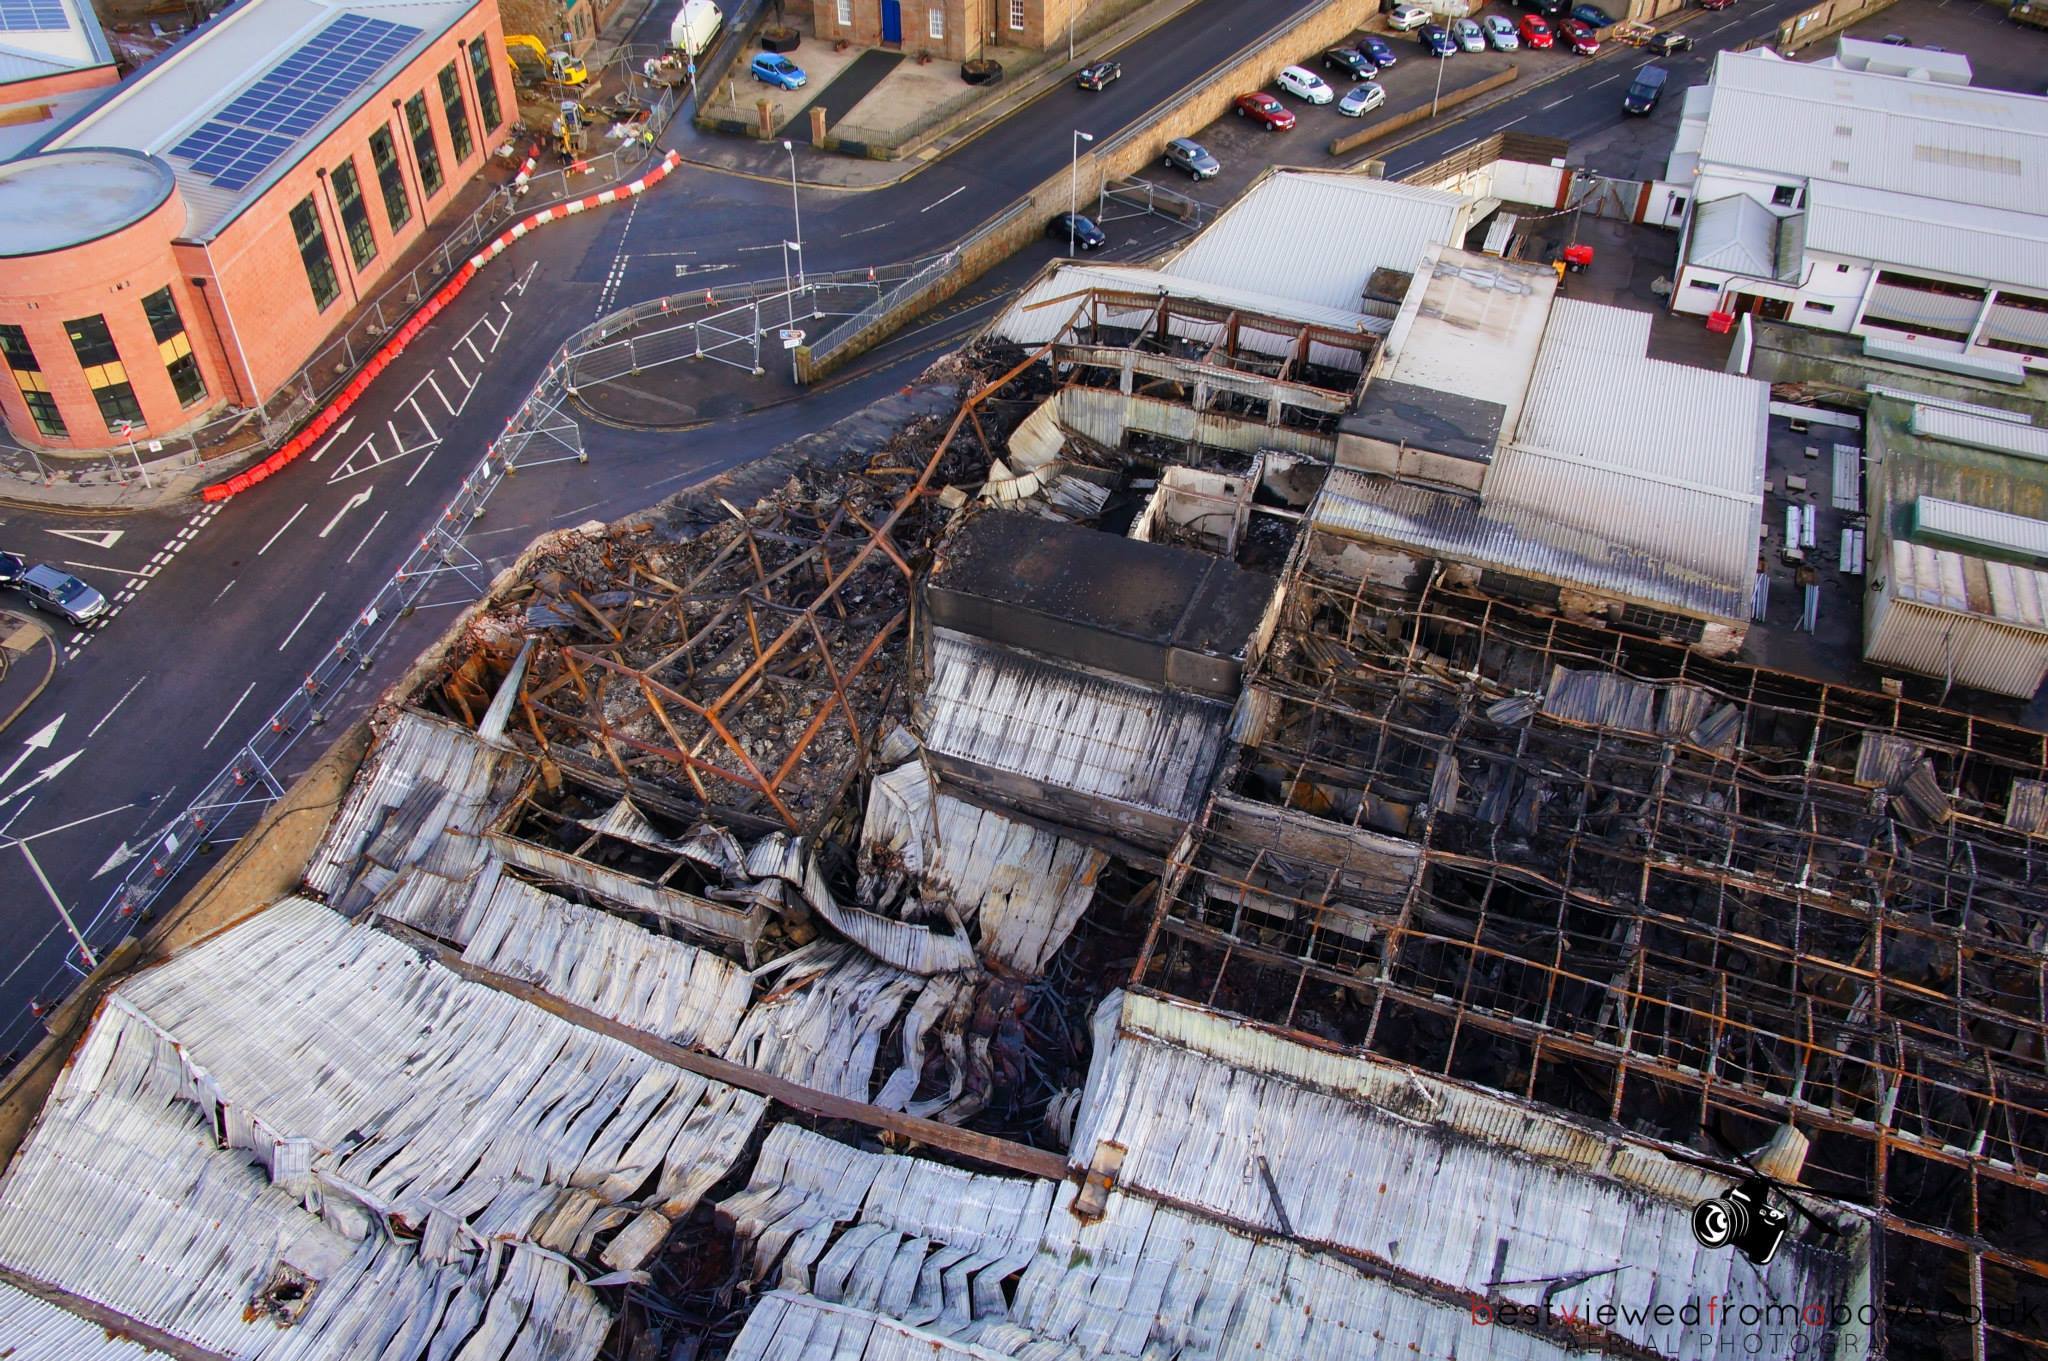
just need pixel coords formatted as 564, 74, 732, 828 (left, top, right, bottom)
0, 0, 1836, 1052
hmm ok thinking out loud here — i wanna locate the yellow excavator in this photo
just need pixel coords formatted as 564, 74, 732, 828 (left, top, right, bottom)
505, 34, 588, 87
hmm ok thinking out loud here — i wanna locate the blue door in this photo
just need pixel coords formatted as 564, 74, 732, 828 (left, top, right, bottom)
881, 0, 901, 43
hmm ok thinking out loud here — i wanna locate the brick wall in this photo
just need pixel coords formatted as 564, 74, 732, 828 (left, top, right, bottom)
810, 0, 1091, 57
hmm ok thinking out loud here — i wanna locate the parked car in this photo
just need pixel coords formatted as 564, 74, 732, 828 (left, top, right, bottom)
1563, 18, 1600, 51
1571, 3, 1616, 26
1361, 34, 1399, 66
1324, 46, 1377, 77
1047, 212, 1106, 249
1622, 63, 1668, 113
1647, 28, 1692, 53
1483, 14, 1520, 48
1075, 60, 1121, 90
1338, 81, 1387, 116
1276, 64, 1335, 102
1511, 0, 1568, 15
1419, 22, 1458, 55
1163, 137, 1220, 179
749, 53, 806, 89
1698, 0, 1734, 10
0, 551, 21, 585
14, 563, 106, 625
1519, 12, 1555, 45
1389, 3, 1432, 29
1451, 17, 1486, 49
1234, 91, 1298, 129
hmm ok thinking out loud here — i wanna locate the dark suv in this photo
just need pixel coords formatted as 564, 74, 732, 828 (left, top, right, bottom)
1323, 46, 1376, 78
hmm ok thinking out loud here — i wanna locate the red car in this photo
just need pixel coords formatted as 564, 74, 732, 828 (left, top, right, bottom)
1698, 0, 1734, 9
1233, 92, 1297, 131
1519, 13, 1554, 46
1564, 18, 1601, 52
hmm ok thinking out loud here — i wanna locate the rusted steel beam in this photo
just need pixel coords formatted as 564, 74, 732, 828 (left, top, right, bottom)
568, 589, 624, 642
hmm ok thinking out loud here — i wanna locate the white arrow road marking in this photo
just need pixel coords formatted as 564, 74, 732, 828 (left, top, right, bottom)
3, 749, 81, 802
319, 488, 374, 538
94, 839, 142, 879
45, 527, 124, 550
0, 715, 64, 792
304, 416, 356, 464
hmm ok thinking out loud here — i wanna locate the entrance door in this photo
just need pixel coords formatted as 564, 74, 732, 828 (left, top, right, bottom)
881, 0, 901, 43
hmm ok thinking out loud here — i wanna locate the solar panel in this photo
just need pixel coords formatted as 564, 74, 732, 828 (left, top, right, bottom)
167, 14, 421, 192
0, 0, 69, 32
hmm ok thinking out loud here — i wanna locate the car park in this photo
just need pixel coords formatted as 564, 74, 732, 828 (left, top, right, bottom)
1571, 3, 1616, 26
1647, 29, 1692, 53
1163, 137, 1220, 179
1519, 12, 1554, 45
1390, 3, 1432, 29
1047, 212, 1106, 249
1483, 14, 1520, 48
1234, 91, 1297, 129
1324, 46, 1377, 78
1419, 22, 1458, 54
1622, 63, 1668, 113
1563, 19, 1600, 52
1276, 64, 1335, 102
1075, 60, 1121, 90
749, 53, 806, 89
1337, 81, 1387, 116
1361, 34, 1399, 67
1451, 17, 1486, 49
13, 563, 106, 625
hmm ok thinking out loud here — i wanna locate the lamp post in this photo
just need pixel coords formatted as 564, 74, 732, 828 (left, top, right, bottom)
781, 239, 799, 383
1431, 43, 1447, 117
1070, 129, 1093, 255
781, 140, 805, 292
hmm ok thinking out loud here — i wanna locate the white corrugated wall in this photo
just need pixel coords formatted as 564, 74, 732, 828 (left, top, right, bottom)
1864, 592, 2048, 698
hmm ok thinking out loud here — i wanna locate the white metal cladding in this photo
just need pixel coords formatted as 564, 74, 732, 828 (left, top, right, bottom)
1803, 181, 2048, 293
1888, 536, 2048, 627
97, 898, 767, 1261
922, 632, 1231, 821
862, 762, 1106, 975
458, 869, 756, 1051
1867, 384, 2030, 422
304, 708, 531, 901
1864, 281, 1984, 331
1685, 194, 1781, 278
986, 263, 1389, 353
1312, 468, 1751, 621
721, 944, 929, 1101
745, 830, 981, 975
1911, 404, 2048, 462
1066, 993, 1864, 1360
1983, 299, 2048, 350
728, 1293, 1025, 1361
1158, 171, 1467, 312
1915, 496, 2048, 556
0, 1279, 169, 1360
1695, 49, 2048, 213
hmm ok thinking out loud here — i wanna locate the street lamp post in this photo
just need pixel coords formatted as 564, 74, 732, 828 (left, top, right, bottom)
1431, 47, 1447, 117
781, 140, 805, 292
1070, 129, 1094, 255
782, 240, 799, 384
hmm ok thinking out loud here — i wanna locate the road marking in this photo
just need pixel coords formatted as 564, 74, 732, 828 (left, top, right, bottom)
449, 357, 474, 390
124, 578, 141, 591
278, 592, 326, 652
45, 527, 123, 550
203, 682, 257, 749
736, 243, 782, 252
463, 335, 486, 365
1542, 95, 1571, 109
409, 402, 437, 445
319, 488, 374, 538
0, 716, 63, 792
844, 220, 893, 237
426, 374, 457, 415
2, 749, 79, 802
403, 445, 438, 487
167, 539, 186, 555
921, 186, 966, 213
89, 674, 148, 739
58, 560, 128, 576
0, 797, 32, 838
303, 417, 356, 464
211, 578, 236, 604
257, 503, 307, 556
508, 262, 537, 296
345, 509, 388, 565
1593, 72, 1622, 86
1499, 114, 1527, 128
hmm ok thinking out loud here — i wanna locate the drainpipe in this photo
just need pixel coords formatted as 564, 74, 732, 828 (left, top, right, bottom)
195, 241, 263, 414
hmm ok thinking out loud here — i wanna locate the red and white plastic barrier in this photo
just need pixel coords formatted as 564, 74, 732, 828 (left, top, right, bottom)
202, 150, 680, 503
512, 141, 542, 187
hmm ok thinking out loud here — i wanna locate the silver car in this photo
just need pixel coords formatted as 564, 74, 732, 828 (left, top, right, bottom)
1338, 81, 1387, 116
1163, 137, 1220, 179
1452, 17, 1486, 49
1483, 13, 1519, 48
15, 563, 106, 624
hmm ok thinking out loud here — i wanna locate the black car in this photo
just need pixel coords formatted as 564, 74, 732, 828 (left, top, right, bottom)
1512, 0, 1568, 16
1647, 29, 1693, 53
1622, 64, 1669, 113
1323, 46, 1376, 78
1571, 3, 1617, 25
0, 551, 22, 585
1048, 212, 1106, 250
1075, 60, 1121, 90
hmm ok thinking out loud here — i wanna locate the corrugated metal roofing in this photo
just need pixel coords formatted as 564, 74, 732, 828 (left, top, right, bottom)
1911, 402, 2048, 461
1377, 248, 1557, 434
0, 1280, 163, 1360
987, 262, 1389, 350
1685, 193, 1785, 278
1069, 992, 1863, 1360
1888, 537, 2048, 628
861, 762, 1104, 975
721, 944, 926, 1101
1915, 496, 2048, 557
0, 0, 112, 79
1313, 468, 1750, 621
1158, 170, 1468, 312
1696, 48, 2048, 214
1803, 180, 2048, 292
922, 632, 1230, 821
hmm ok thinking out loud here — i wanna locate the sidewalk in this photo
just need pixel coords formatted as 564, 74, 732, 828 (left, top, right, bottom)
672, 0, 1210, 189
0, 611, 55, 734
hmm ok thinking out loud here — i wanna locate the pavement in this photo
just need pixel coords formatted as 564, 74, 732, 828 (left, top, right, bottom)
0, 611, 54, 734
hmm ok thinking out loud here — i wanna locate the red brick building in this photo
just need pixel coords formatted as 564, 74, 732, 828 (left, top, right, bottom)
811, 0, 1091, 63
0, 0, 516, 452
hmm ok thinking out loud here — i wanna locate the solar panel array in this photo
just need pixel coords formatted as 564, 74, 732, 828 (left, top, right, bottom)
167, 15, 421, 193
0, 0, 69, 33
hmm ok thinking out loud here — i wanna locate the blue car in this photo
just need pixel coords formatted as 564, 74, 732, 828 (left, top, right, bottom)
1361, 34, 1397, 67
1420, 22, 1457, 55
750, 53, 807, 90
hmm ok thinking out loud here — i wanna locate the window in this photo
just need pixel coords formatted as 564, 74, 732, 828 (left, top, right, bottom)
1803, 301, 1836, 315
330, 157, 378, 271
405, 92, 443, 196
64, 314, 143, 429
0, 324, 66, 437
1770, 184, 1798, 207
1688, 278, 1721, 292
438, 63, 473, 163
141, 287, 207, 407
290, 196, 341, 312
929, 7, 944, 37
836, 0, 850, 23
1837, 263, 1851, 273
1008, 0, 1024, 29
468, 38, 503, 132
370, 126, 412, 234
